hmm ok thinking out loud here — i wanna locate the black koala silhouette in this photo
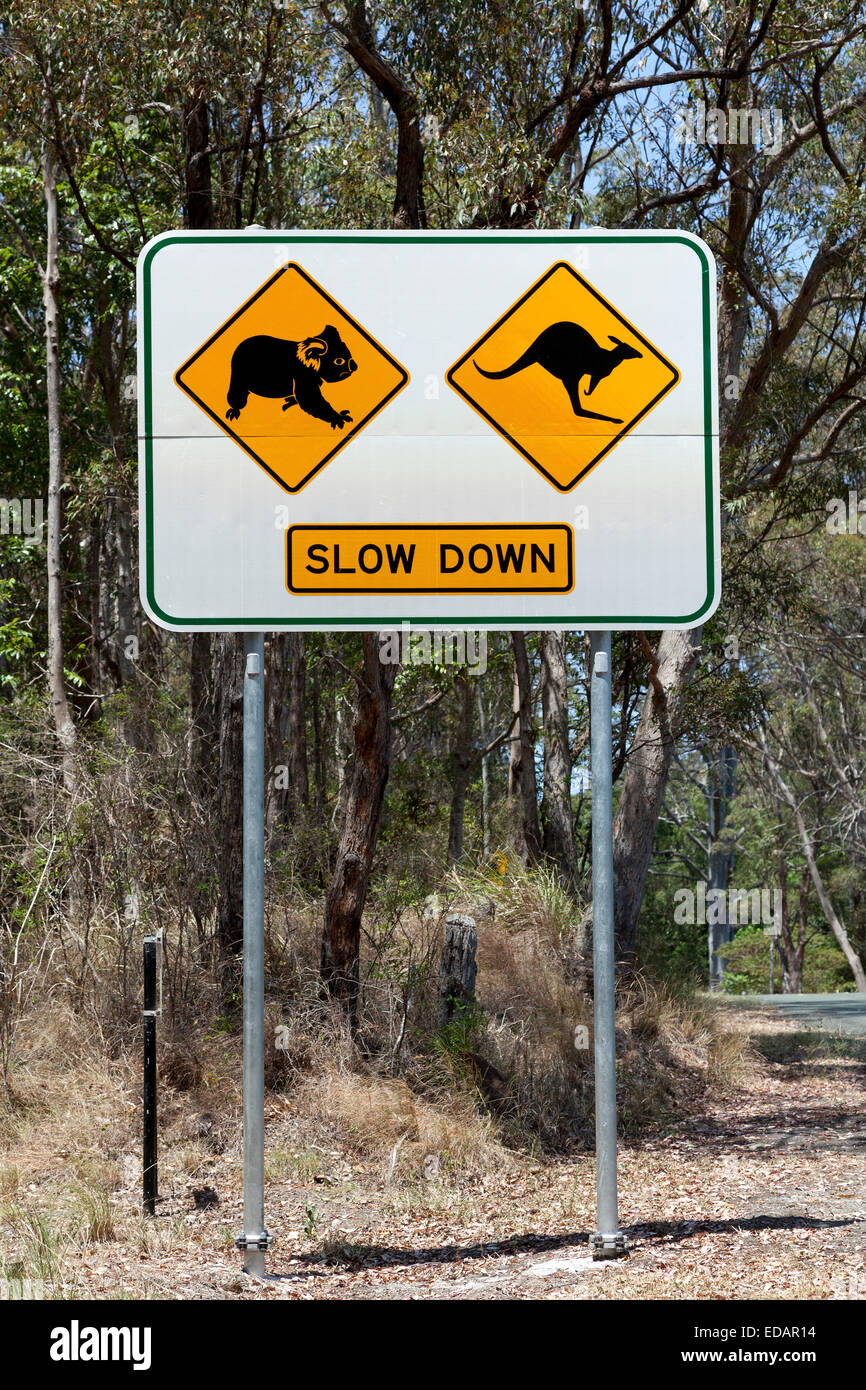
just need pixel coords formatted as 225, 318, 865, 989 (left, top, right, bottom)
226, 324, 357, 429
475, 321, 641, 424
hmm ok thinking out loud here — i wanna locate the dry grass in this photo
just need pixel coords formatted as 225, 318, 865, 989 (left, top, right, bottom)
304, 1071, 508, 1186
0, 859, 770, 1300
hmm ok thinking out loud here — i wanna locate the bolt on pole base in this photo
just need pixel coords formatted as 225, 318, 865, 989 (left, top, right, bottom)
235, 1229, 274, 1277
591, 1230, 628, 1261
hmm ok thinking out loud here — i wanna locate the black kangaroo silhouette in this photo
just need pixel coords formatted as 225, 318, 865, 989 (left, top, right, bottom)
226, 324, 357, 429
474, 321, 641, 424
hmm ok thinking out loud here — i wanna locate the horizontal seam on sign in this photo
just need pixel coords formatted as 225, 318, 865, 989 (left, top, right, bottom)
139, 432, 721, 439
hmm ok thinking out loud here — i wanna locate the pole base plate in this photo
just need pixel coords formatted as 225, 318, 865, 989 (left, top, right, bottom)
591, 1230, 628, 1260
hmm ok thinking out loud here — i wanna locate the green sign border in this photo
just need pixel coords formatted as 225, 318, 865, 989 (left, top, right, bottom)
140, 232, 717, 630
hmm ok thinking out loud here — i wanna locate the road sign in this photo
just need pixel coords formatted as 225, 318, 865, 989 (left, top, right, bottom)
286, 524, 574, 595
138, 230, 719, 631
175, 262, 408, 493
447, 261, 680, 491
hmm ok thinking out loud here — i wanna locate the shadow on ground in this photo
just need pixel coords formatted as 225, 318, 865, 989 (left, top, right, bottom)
750, 1030, 866, 1068
271, 1214, 855, 1280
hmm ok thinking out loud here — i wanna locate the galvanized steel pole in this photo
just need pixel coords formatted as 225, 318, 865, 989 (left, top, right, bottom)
589, 631, 627, 1259
237, 632, 270, 1276
142, 934, 158, 1217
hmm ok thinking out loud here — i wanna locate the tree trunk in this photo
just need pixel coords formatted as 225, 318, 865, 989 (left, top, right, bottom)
182, 79, 216, 795
762, 740, 866, 992
540, 631, 576, 890
288, 633, 310, 817
182, 85, 214, 231
42, 116, 75, 793
779, 863, 807, 994
333, 686, 352, 831
613, 627, 701, 958
477, 684, 491, 860
795, 816, 865, 989
508, 632, 541, 865
310, 654, 326, 824
95, 300, 136, 692
335, 1, 428, 230
212, 635, 245, 966
188, 632, 213, 783
438, 914, 478, 1028
446, 669, 474, 866
707, 743, 736, 991
321, 635, 398, 1024
265, 633, 289, 838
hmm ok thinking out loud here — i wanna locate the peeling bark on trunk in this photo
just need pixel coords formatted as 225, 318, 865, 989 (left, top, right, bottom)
613, 628, 701, 958
321, 635, 398, 1023
508, 633, 541, 865
540, 631, 576, 890
42, 116, 75, 793
446, 669, 474, 866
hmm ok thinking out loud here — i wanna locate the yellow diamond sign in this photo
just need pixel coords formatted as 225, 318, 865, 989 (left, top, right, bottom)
446, 261, 680, 491
174, 262, 408, 493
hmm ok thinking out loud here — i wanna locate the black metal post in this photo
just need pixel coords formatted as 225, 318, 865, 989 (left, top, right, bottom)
143, 934, 158, 1216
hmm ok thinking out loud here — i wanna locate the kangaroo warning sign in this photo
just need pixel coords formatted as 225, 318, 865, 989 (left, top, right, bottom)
447, 262, 680, 491
138, 230, 719, 631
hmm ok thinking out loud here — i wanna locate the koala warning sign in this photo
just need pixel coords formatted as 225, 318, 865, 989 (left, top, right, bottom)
138, 230, 719, 631
447, 262, 680, 491
174, 262, 408, 493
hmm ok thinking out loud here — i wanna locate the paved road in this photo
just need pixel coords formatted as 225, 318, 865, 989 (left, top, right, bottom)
737, 993, 866, 1036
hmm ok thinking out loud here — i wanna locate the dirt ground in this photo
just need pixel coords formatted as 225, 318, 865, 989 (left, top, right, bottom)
3, 997, 862, 1301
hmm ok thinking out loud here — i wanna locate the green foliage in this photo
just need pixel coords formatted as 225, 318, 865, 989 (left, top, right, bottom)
719, 926, 855, 995
433, 1003, 485, 1061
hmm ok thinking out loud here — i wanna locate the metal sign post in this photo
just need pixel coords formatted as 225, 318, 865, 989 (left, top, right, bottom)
142, 933, 158, 1216
590, 631, 627, 1259
235, 632, 270, 1276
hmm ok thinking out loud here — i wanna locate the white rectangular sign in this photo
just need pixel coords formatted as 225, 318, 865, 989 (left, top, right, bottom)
137, 230, 719, 631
